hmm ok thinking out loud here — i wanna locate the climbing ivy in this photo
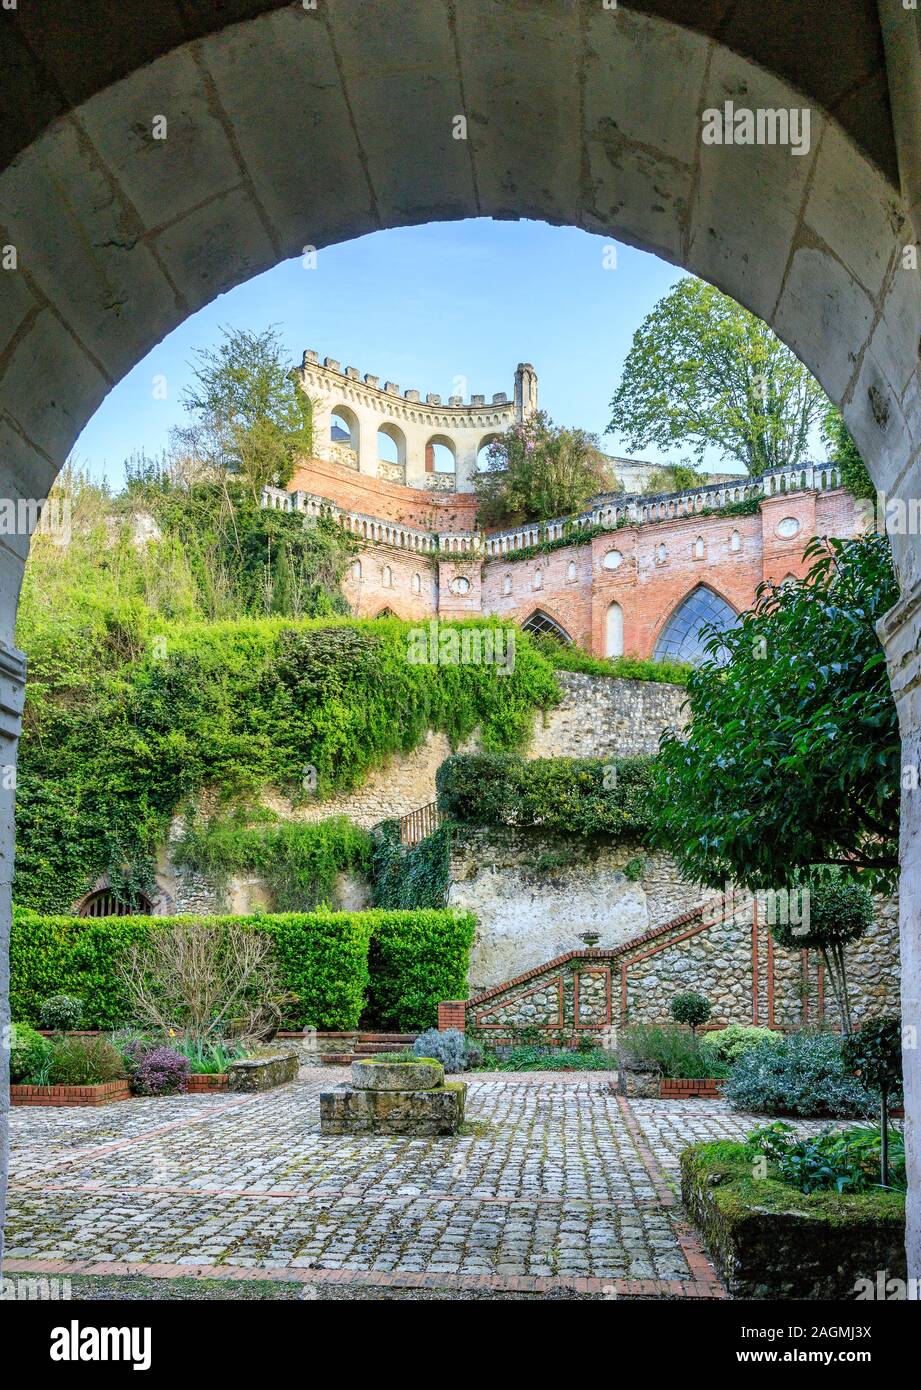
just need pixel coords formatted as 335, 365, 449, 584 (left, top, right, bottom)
172, 813, 373, 911
14, 615, 559, 913
370, 821, 451, 909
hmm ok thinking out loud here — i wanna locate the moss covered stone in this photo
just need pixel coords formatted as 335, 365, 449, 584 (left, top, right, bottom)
680, 1142, 906, 1298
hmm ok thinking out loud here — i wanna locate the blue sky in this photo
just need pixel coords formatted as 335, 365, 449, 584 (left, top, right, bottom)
76, 218, 751, 487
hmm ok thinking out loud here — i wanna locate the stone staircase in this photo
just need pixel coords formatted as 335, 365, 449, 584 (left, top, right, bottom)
314, 1032, 418, 1065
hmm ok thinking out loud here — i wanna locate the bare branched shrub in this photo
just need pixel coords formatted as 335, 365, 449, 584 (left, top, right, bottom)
117, 924, 295, 1045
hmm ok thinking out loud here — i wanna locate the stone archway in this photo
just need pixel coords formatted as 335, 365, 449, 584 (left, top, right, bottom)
1, 1, 920, 1279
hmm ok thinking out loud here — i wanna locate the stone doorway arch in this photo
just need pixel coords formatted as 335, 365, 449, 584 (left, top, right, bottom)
0, 1, 920, 1278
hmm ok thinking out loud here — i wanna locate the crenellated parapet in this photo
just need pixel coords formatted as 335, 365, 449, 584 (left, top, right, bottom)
295, 351, 538, 492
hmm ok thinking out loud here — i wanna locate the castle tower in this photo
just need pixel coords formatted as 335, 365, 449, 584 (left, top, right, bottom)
514, 363, 538, 423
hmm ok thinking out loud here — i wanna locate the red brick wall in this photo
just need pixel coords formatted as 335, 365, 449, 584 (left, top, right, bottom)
291, 467, 861, 659
291, 457, 479, 531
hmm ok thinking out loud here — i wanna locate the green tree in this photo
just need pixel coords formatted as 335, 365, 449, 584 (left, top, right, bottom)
822, 404, 876, 504
608, 277, 828, 474
770, 871, 876, 1034
670, 991, 711, 1036
650, 534, 900, 893
841, 1016, 903, 1184
179, 325, 312, 491
474, 411, 614, 525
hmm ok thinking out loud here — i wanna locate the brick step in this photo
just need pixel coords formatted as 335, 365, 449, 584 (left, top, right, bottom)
357, 1033, 417, 1044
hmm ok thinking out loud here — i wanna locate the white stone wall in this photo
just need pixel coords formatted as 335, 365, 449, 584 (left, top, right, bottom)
448, 827, 696, 994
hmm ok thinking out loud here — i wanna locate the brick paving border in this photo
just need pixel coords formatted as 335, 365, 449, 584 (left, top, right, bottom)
615, 1094, 726, 1296
2, 1256, 722, 1299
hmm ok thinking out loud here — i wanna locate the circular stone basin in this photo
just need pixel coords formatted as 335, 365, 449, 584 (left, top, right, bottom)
351, 1059, 444, 1091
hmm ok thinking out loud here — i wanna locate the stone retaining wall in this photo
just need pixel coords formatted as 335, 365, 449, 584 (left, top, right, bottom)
451, 893, 900, 1039
447, 826, 696, 995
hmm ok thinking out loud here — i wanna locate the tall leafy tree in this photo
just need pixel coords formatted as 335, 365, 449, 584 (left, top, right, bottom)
474, 411, 614, 525
178, 325, 313, 492
650, 534, 900, 893
608, 277, 828, 474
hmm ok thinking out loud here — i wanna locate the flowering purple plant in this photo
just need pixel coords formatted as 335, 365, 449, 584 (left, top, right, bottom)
129, 1045, 190, 1096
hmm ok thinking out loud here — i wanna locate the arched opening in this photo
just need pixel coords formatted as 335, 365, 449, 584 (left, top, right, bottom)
521, 609, 572, 644
1, 0, 920, 1284
425, 435, 457, 475
377, 423, 407, 473
654, 586, 739, 664
330, 407, 359, 460
78, 888, 152, 919
606, 601, 624, 658
476, 435, 500, 471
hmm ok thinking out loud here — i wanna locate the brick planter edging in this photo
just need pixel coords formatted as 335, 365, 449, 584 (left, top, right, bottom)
660, 1078, 726, 1099
186, 1074, 228, 1093
11, 1080, 131, 1107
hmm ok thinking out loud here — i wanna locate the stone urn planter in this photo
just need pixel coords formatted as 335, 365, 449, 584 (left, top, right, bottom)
320, 1057, 466, 1136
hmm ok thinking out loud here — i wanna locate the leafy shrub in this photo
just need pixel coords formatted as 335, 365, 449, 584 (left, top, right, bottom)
476, 1045, 618, 1072
747, 1121, 907, 1194
412, 1028, 482, 1073
366, 911, 475, 1032
46, 1036, 127, 1086
702, 1023, 783, 1065
618, 1023, 726, 1079
38, 993, 84, 1033
841, 1016, 903, 1099
173, 814, 372, 912
8, 1022, 53, 1083
436, 752, 655, 839
670, 992, 711, 1034
129, 1046, 191, 1096
724, 1031, 875, 1117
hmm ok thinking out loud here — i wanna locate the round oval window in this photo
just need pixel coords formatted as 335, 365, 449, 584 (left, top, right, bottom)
776, 516, 801, 539
602, 549, 623, 570
452, 576, 471, 594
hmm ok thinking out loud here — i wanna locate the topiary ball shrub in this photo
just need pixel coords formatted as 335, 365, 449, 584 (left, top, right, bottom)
8, 1021, 53, 1083
38, 993, 83, 1033
670, 991, 711, 1035
841, 1016, 903, 1099
129, 1046, 191, 1097
412, 1028, 481, 1073
724, 1031, 875, 1118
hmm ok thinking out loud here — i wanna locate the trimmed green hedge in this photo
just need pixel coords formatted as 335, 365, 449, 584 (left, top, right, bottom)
435, 752, 655, 840
366, 909, 475, 1033
10, 906, 475, 1032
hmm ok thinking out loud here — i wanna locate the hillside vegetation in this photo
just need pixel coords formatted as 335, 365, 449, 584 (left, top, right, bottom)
15, 473, 560, 912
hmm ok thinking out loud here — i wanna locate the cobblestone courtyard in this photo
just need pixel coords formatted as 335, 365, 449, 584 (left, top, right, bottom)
2, 1069, 791, 1298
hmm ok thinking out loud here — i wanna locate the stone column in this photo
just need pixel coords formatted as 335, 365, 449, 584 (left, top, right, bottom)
879, 580, 921, 1288
0, 639, 26, 1269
